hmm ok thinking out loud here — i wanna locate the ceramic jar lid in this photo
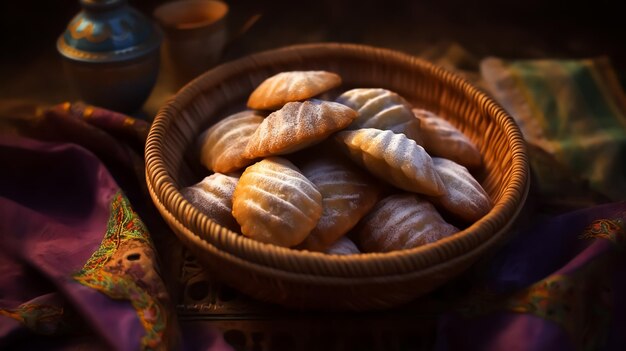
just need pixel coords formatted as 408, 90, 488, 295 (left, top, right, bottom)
57, 0, 162, 63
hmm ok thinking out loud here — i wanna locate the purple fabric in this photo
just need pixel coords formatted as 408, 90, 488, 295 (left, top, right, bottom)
0, 102, 232, 351
0, 137, 143, 350
438, 313, 575, 351
436, 201, 626, 351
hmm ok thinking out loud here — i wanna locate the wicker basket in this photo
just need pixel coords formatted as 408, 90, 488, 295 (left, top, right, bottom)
145, 43, 529, 310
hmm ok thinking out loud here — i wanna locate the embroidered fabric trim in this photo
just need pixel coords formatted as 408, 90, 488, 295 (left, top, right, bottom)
74, 191, 167, 350
0, 304, 66, 335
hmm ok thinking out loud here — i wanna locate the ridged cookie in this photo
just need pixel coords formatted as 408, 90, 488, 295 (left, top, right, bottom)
180, 173, 240, 233
357, 194, 459, 252
244, 99, 357, 159
231, 157, 322, 247
413, 108, 482, 169
247, 70, 342, 110
429, 157, 492, 222
335, 128, 445, 196
324, 237, 361, 255
336, 88, 422, 142
298, 157, 382, 251
198, 110, 264, 173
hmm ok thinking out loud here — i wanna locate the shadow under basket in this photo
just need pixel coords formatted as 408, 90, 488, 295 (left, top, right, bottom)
145, 42, 530, 310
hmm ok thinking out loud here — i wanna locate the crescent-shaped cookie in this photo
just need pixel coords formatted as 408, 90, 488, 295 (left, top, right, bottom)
428, 157, 492, 222
413, 108, 482, 169
197, 110, 264, 173
357, 193, 459, 252
247, 70, 342, 110
335, 128, 445, 196
298, 157, 382, 251
231, 157, 322, 247
244, 99, 357, 159
180, 173, 240, 233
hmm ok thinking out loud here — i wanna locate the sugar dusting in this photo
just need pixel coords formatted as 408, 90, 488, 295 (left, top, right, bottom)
430, 157, 491, 222
232, 157, 322, 246
248, 71, 341, 109
180, 173, 239, 230
414, 108, 481, 168
246, 100, 356, 158
337, 128, 444, 195
336, 88, 413, 130
325, 237, 360, 255
299, 157, 380, 251
199, 111, 263, 172
358, 194, 458, 252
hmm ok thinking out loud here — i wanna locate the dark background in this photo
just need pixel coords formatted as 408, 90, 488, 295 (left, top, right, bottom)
1, 0, 624, 108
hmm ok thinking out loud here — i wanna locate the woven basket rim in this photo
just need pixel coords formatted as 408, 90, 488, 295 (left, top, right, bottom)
146, 174, 528, 285
145, 42, 530, 277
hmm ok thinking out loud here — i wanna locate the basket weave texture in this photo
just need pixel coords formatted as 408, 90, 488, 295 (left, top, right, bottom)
145, 43, 530, 310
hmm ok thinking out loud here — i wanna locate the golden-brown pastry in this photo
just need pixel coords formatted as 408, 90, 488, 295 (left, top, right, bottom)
335, 128, 445, 196
357, 194, 459, 252
324, 237, 361, 255
180, 173, 240, 233
298, 157, 382, 252
244, 99, 357, 159
413, 108, 482, 169
428, 157, 492, 222
197, 110, 264, 173
231, 157, 322, 247
389, 119, 422, 145
247, 70, 342, 110
335, 88, 422, 142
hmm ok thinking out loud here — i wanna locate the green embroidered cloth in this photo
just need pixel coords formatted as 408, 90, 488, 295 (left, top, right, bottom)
481, 57, 626, 208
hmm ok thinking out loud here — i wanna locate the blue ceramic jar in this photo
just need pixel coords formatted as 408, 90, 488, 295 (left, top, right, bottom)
57, 0, 162, 114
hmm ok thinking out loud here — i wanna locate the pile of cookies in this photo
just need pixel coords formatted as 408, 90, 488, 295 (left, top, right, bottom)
181, 71, 492, 255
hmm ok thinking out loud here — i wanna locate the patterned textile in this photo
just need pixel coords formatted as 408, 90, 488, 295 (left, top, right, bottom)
0, 102, 231, 351
73, 191, 169, 350
481, 57, 626, 208
433, 58, 626, 350
436, 201, 626, 351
